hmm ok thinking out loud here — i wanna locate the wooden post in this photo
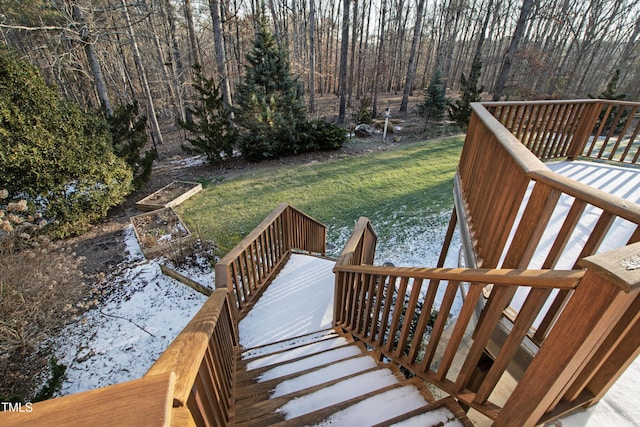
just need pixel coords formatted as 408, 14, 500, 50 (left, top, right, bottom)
495, 242, 640, 426
567, 101, 601, 160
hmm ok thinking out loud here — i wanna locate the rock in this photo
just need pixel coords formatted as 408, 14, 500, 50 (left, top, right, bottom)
354, 123, 375, 137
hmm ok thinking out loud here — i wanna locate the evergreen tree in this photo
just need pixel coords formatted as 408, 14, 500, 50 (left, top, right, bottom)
589, 69, 628, 132
108, 101, 155, 189
417, 70, 450, 128
179, 67, 236, 164
594, 69, 625, 101
234, 12, 308, 160
449, 58, 484, 128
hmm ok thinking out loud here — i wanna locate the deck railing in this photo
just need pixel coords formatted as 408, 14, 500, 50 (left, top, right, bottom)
333, 217, 640, 426
457, 103, 640, 343
483, 99, 640, 164
145, 289, 237, 426
215, 202, 326, 317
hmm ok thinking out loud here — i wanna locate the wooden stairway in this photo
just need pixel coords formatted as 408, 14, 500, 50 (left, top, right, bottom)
235, 328, 473, 426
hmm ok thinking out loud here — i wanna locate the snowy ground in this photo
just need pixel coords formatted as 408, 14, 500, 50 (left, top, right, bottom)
52, 204, 640, 425
53, 226, 209, 395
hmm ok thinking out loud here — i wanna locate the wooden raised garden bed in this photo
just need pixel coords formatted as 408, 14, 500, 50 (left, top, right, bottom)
130, 207, 194, 258
135, 181, 202, 212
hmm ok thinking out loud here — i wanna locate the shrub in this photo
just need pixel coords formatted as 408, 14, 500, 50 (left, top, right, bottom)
0, 190, 89, 401
178, 67, 236, 164
449, 58, 484, 129
299, 120, 347, 152
352, 97, 373, 125
417, 70, 450, 126
0, 47, 132, 237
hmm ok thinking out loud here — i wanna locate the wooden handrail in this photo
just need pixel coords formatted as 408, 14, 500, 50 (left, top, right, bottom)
334, 264, 585, 289
470, 102, 549, 174
146, 289, 237, 426
529, 169, 640, 225
335, 216, 377, 267
215, 203, 326, 317
334, 218, 639, 426
459, 103, 640, 347
333, 217, 587, 421
0, 372, 176, 427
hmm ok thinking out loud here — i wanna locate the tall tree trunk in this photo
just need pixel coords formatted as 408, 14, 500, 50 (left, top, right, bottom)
473, 0, 493, 64
120, 0, 164, 146
348, 0, 358, 106
400, 0, 427, 112
618, 14, 640, 88
332, 0, 342, 94
142, 0, 178, 118
268, 0, 282, 40
492, 0, 536, 100
309, 0, 316, 113
337, 0, 350, 124
356, 0, 371, 98
183, 0, 201, 67
372, 0, 388, 117
72, 5, 112, 117
163, 0, 187, 123
209, 0, 234, 114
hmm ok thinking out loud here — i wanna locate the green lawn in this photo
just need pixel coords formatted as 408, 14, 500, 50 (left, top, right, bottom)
177, 136, 464, 256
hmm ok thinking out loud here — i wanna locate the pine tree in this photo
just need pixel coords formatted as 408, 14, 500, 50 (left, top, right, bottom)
449, 58, 484, 129
108, 101, 155, 189
589, 69, 628, 132
598, 69, 625, 101
234, 12, 308, 160
178, 66, 236, 165
417, 70, 450, 128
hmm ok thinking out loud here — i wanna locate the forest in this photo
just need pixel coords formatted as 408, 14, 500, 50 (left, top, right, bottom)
1, 0, 638, 136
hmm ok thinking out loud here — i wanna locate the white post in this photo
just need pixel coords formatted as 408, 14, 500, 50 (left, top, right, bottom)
383, 107, 390, 140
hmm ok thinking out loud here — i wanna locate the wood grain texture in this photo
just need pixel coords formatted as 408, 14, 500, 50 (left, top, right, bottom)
0, 372, 175, 427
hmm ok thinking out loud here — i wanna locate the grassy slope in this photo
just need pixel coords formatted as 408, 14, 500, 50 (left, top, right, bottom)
178, 136, 464, 255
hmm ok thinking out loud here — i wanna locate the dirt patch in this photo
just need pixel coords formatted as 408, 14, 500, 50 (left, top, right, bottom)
141, 181, 194, 205
130, 208, 192, 255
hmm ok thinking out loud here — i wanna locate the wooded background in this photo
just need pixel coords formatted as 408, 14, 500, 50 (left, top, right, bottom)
1, 0, 638, 129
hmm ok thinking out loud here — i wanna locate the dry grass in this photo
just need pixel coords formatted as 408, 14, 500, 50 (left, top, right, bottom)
0, 198, 91, 401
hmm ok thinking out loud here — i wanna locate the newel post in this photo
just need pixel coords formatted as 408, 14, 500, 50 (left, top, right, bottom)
494, 242, 640, 427
566, 100, 602, 160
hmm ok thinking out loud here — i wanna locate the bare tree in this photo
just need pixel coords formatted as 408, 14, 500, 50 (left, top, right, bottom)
372, 0, 389, 117
309, 0, 317, 112
337, 0, 350, 123
400, 0, 427, 112
492, 0, 536, 100
618, 14, 640, 93
183, 0, 201, 67
163, 0, 187, 123
348, 0, 359, 106
209, 0, 234, 114
71, 4, 112, 117
120, 0, 164, 145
